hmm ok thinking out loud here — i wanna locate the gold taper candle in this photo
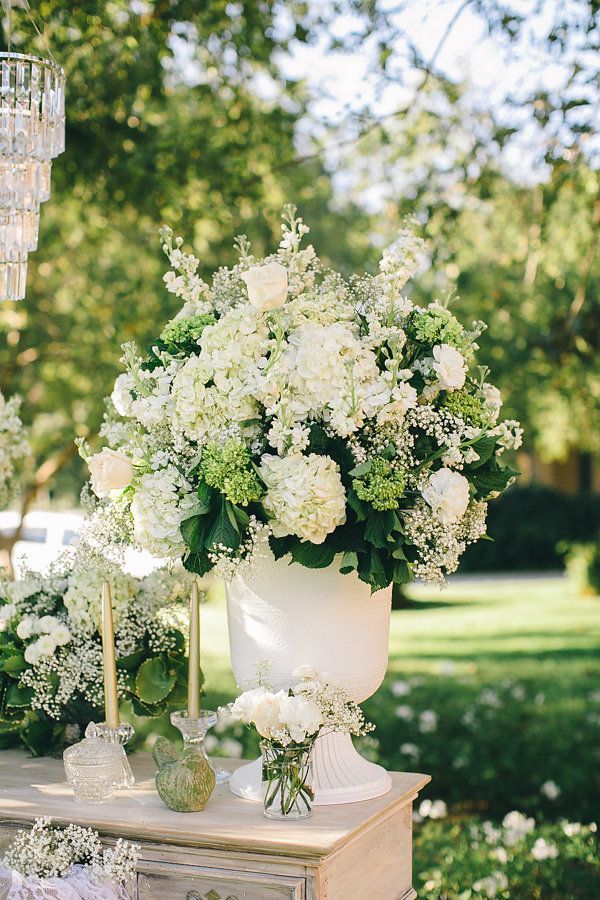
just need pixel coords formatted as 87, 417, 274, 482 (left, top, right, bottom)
101, 581, 120, 728
187, 580, 201, 719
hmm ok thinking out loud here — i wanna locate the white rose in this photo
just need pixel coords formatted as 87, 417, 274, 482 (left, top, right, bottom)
279, 695, 323, 743
432, 344, 467, 391
422, 468, 470, 524
241, 261, 288, 311
251, 690, 287, 739
89, 448, 134, 498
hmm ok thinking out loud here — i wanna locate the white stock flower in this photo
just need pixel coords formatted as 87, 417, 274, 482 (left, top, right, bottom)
0, 603, 16, 627
260, 453, 346, 544
432, 344, 467, 390
279, 694, 323, 742
88, 448, 133, 498
24, 643, 42, 665
482, 382, 502, 422
241, 261, 288, 310
541, 780, 561, 800
111, 372, 135, 417
35, 634, 58, 657
422, 468, 470, 524
16, 616, 38, 640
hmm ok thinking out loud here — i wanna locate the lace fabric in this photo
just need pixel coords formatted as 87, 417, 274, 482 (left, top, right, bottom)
0, 866, 132, 900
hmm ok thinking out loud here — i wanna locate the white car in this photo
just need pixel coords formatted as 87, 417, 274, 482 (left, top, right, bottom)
0, 509, 83, 575
0, 509, 162, 577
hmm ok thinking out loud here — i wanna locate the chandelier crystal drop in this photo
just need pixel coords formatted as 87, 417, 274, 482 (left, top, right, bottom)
0, 51, 65, 300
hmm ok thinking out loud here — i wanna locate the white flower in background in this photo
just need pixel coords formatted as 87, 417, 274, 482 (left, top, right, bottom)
418, 709, 438, 733
432, 344, 467, 390
492, 847, 508, 863
422, 468, 470, 524
279, 694, 323, 742
531, 838, 559, 861
260, 453, 346, 544
391, 679, 411, 697
563, 822, 582, 837
0, 390, 30, 510
418, 798, 447, 820
482, 382, 502, 422
502, 811, 535, 845
379, 226, 427, 290
88, 448, 134, 498
472, 872, 509, 898
395, 705, 413, 721
130, 467, 197, 558
400, 743, 420, 759
241, 261, 288, 310
540, 780, 561, 800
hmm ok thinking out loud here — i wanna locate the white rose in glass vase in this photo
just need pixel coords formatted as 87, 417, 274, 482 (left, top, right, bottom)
88, 448, 133, 498
251, 689, 287, 739
422, 468, 470, 524
241, 261, 288, 311
279, 695, 323, 743
432, 344, 467, 390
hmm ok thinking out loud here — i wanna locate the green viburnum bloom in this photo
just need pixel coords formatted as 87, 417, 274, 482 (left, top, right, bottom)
441, 391, 488, 427
160, 314, 216, 348
408, 306, 464, 347
353, 458, 407, 511
200, 440, 262, 506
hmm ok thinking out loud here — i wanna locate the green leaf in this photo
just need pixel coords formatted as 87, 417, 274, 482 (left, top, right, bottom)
229, 502, 250, 530
339, 550, 359, 574
393, 560, 412, 584
364, 510, 396, 549
466, 436, 497, 469
181, 515, 208, 551
117, 649, 147, 671
349, 460, 372, 477
183, 549, 211, 576
471, 461, 518, 499
347, 489, 368, 522
135, 657, 176, 705
6, 683, 34, 707
269, 535, 296, 560
131, 696, 166, 718
307, 424, 329, 455
1, 654, 26, 676
20, 718, 54, 757
290, 542, 336, 569
207, 501, 241, 550
196, 479, 213, 509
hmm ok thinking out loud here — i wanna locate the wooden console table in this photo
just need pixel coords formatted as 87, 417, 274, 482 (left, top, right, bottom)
0, 750, 430, 900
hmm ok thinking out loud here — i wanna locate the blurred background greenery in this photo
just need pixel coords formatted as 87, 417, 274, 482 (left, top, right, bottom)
0, 2, 598, 896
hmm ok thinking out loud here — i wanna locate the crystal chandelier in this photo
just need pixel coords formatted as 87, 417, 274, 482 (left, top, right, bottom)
0, 2, 65, 301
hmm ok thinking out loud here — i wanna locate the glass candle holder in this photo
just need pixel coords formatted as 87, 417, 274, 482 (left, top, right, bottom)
63, 734, 123, 803
261, 741, 314, 820
170, 709, 230, 784
85, 721, 135, 789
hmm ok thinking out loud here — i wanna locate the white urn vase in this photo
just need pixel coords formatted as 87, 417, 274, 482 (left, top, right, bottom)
225, 551, 392, 805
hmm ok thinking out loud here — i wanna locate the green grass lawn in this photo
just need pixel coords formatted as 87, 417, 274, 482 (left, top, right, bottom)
152, 574, 600, 898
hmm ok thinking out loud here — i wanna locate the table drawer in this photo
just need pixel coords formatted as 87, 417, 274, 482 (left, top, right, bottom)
137, 863, 305, 900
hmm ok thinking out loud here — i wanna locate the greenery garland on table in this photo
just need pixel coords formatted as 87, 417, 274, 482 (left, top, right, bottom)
82, 207, 522, 591
0, 550, 192, 756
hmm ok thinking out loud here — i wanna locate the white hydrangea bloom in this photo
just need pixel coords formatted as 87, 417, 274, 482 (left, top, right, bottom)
130, 466, 197, 558
422, 468, 470, 524
260, 453, 346, 544
431, 344, 467, 391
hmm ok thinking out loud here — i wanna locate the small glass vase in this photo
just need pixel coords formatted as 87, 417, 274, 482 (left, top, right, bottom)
170, 710, 230, 784
261, 741, 314, 820
85, 721, 135, 789
63, 733, 123, 803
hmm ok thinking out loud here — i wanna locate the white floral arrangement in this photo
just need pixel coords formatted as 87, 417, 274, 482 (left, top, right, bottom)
227, 666, 373, 748
0, 549, 192, 756
0, 389, 30, 511
0, 817, 138, 900
84, 206, 522, 588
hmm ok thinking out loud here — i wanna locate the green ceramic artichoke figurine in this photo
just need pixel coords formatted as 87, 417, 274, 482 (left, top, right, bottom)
153, 736, 216, 812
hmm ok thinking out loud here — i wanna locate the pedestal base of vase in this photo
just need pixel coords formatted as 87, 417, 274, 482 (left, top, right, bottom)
229, 732, 391, 805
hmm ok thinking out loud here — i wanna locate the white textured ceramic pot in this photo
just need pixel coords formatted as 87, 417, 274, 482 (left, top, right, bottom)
225, 551, 392, 805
